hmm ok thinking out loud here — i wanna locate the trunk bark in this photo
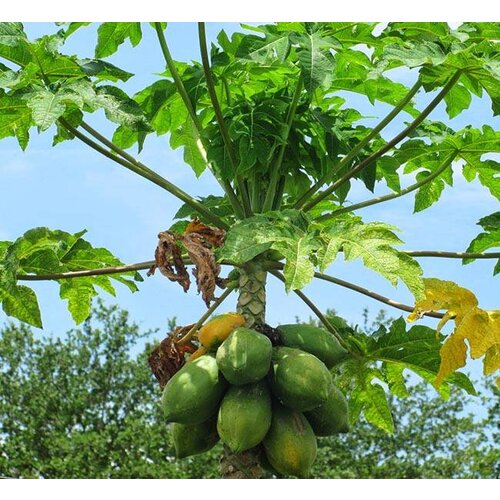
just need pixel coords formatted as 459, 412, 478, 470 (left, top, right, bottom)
219, 261, 267, 479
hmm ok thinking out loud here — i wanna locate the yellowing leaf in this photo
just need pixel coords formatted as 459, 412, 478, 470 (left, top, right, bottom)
408, 278, 500, 386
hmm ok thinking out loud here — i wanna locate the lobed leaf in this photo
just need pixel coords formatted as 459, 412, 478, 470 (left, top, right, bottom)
319, 219, 425, 299
95, 22, 142, 58
0, 228, 139, 326
408, 278, 500, 386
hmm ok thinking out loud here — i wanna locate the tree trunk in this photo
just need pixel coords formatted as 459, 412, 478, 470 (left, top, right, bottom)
219, 261, 267, 479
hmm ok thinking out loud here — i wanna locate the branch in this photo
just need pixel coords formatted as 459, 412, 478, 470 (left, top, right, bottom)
198, 22, 252, 217
269, 270, 352, 353
404, 251, 500, 259
153, 22, 245, 219
302, 71, 462, 212
16, 248, 499, 284
58, 119, 228, 230
17, 261, 155, 281
316, 151, 457, 221
176, 287, 235, 345
294, 79, 422, 209
262, 75, 304, 212
15, 258, 235, 281
312, 271, 445, 319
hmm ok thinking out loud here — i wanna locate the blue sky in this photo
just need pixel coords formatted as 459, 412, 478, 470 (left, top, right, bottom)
0, 22, 498, 377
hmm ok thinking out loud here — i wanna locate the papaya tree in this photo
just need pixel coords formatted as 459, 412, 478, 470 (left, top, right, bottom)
0, 22, 499, 478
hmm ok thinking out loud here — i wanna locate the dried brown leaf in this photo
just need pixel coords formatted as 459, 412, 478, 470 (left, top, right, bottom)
184, 232, 221, 307
148, 221, 226, 306
147, 231, 190, 292
148, 324, 197, 389
185, 219, 225, 247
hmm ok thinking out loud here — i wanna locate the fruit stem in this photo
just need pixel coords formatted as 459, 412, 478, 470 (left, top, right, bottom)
176, 287, 235, 346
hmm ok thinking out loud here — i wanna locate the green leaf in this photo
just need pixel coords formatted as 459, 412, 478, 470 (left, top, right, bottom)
380, 40, 447, 68
394, 125, 500, 209
59, 278, 97, 324
0, 22, 32, 67
0, 90, 32, 149
361, 382, 394, 433
413, 169, 446, 213
78, 58, 134, 82
464, 212, 500, 274
291, 31, 337, 94
0, 227, 139, 326
219, 212, 320, 291
367, 317, 476, 396
174, 195, 234, 223
463, 159, 500, 201
1, 284, 42, 328
0, 62, 38, 90
217, 216, 278, 264
444, 84, 472, 118
170, 117, 207, 177
272, 233, 319, 291
384, 362, 409, 398
59, 22, 91, 39
320, 219, 425, 299
95, 22, 142, 58
236, 32, 290, 64
94, 85, 149, 130
24, 87, 66, 131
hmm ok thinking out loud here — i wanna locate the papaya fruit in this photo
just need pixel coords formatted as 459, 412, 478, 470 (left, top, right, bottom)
162, 354, 227, 424
217, 380, 272, 453
263, 403, 317, 478
268, 346, 332, 412
197, 312, 246, 350
304, 382, 350, 435
172, 417, 219, 458
258, 448, 281, 477
277, 323, 348, 368
216, 327, 272, 385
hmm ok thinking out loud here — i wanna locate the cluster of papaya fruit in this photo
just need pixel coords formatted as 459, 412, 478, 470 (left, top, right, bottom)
161, 313, 350, 478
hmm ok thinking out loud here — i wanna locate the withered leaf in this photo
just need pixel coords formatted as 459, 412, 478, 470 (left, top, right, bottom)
147, 231, 190, 292
148, 324, 197, 389
149, 220, 226, 306
184, 232, 221, 307
185, 219, 225, 247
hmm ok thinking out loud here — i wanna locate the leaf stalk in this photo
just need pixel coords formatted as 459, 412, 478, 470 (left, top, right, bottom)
301, 71, 461, 212
294, 79, 422, 209
316, 151, 458, 221
153, 22, 245, 219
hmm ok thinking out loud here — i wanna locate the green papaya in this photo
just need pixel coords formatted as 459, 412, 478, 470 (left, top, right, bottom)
263, 403, 317, 478
277, 323, 348, 368
304, 382, 350, 435
217, 380, 272, 453
162, 354, 227, 424
258, 448, 281, 477
172, 417, 219, 458
269, 346, 332, 411
216, 327, 272, 385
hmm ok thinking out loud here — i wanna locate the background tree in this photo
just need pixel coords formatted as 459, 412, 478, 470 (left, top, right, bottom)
0, 22, 499, 477
0, 302, 497, 479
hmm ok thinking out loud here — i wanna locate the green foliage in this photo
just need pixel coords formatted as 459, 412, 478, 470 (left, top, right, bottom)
95, 23, 142, 58
318, 217, 425, 298
465, 212, 500, 275
0, 228, 139, 327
